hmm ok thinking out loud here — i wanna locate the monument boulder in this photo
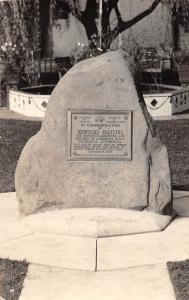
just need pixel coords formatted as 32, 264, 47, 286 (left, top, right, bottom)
15, 50, 173, 216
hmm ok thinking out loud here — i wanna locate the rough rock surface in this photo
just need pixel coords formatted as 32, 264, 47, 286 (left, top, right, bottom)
15, 50, 173, 215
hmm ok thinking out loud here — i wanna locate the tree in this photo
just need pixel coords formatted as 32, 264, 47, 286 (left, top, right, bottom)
53, 0, 167, 51
0, 0, 40, 86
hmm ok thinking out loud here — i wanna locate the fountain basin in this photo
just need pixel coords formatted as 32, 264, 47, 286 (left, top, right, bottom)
8, 85, 54, 118
9, 84, 189, 118
143, 84, 189, 116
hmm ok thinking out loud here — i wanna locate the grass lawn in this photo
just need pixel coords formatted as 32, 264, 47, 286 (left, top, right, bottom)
0, 114, 189, 192
168, 260, 189, 300
0, 118, 41, 192
0, 258, 29, 300
156, 119, 189, 190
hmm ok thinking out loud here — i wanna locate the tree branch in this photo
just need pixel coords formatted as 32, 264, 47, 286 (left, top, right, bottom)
114, 2, 123, 25
106, 0, 161, 49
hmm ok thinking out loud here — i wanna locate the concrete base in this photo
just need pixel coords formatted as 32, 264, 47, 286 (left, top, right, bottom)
22, 207, 173, 238
0, 192, 187, 272
0, 191, 189, 299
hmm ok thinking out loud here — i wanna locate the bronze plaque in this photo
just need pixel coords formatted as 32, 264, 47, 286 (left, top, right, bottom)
68, 110, 132, 161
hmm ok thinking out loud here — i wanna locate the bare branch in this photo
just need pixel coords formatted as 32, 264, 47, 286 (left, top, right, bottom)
106, 0, 161, 49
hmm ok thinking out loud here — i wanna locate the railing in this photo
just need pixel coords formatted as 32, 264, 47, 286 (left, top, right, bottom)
39, 57, 72, 77
177, 64, 189, 87
39, 58, 58, 74
39, 57, 72, 83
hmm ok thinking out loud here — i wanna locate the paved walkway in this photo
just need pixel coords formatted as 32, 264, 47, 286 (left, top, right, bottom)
0, 191, 189, 299
20, 264, 175, 300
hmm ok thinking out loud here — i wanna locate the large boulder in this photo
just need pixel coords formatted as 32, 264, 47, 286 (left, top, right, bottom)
15, 50, 173, 215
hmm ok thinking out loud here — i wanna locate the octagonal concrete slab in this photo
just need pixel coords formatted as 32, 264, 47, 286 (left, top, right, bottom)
22, 208, 173, 238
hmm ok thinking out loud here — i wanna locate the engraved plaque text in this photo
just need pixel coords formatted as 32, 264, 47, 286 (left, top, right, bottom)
68, 110, 132, 161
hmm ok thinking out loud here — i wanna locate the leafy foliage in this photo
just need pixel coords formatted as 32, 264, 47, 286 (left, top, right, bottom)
0, 0, 40, 86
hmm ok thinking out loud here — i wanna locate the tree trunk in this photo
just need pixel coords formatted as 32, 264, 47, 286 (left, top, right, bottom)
78, 0, 161, 51
105, 0, 161, 49
40, 0, 53, 57
80, 0, 98, 45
